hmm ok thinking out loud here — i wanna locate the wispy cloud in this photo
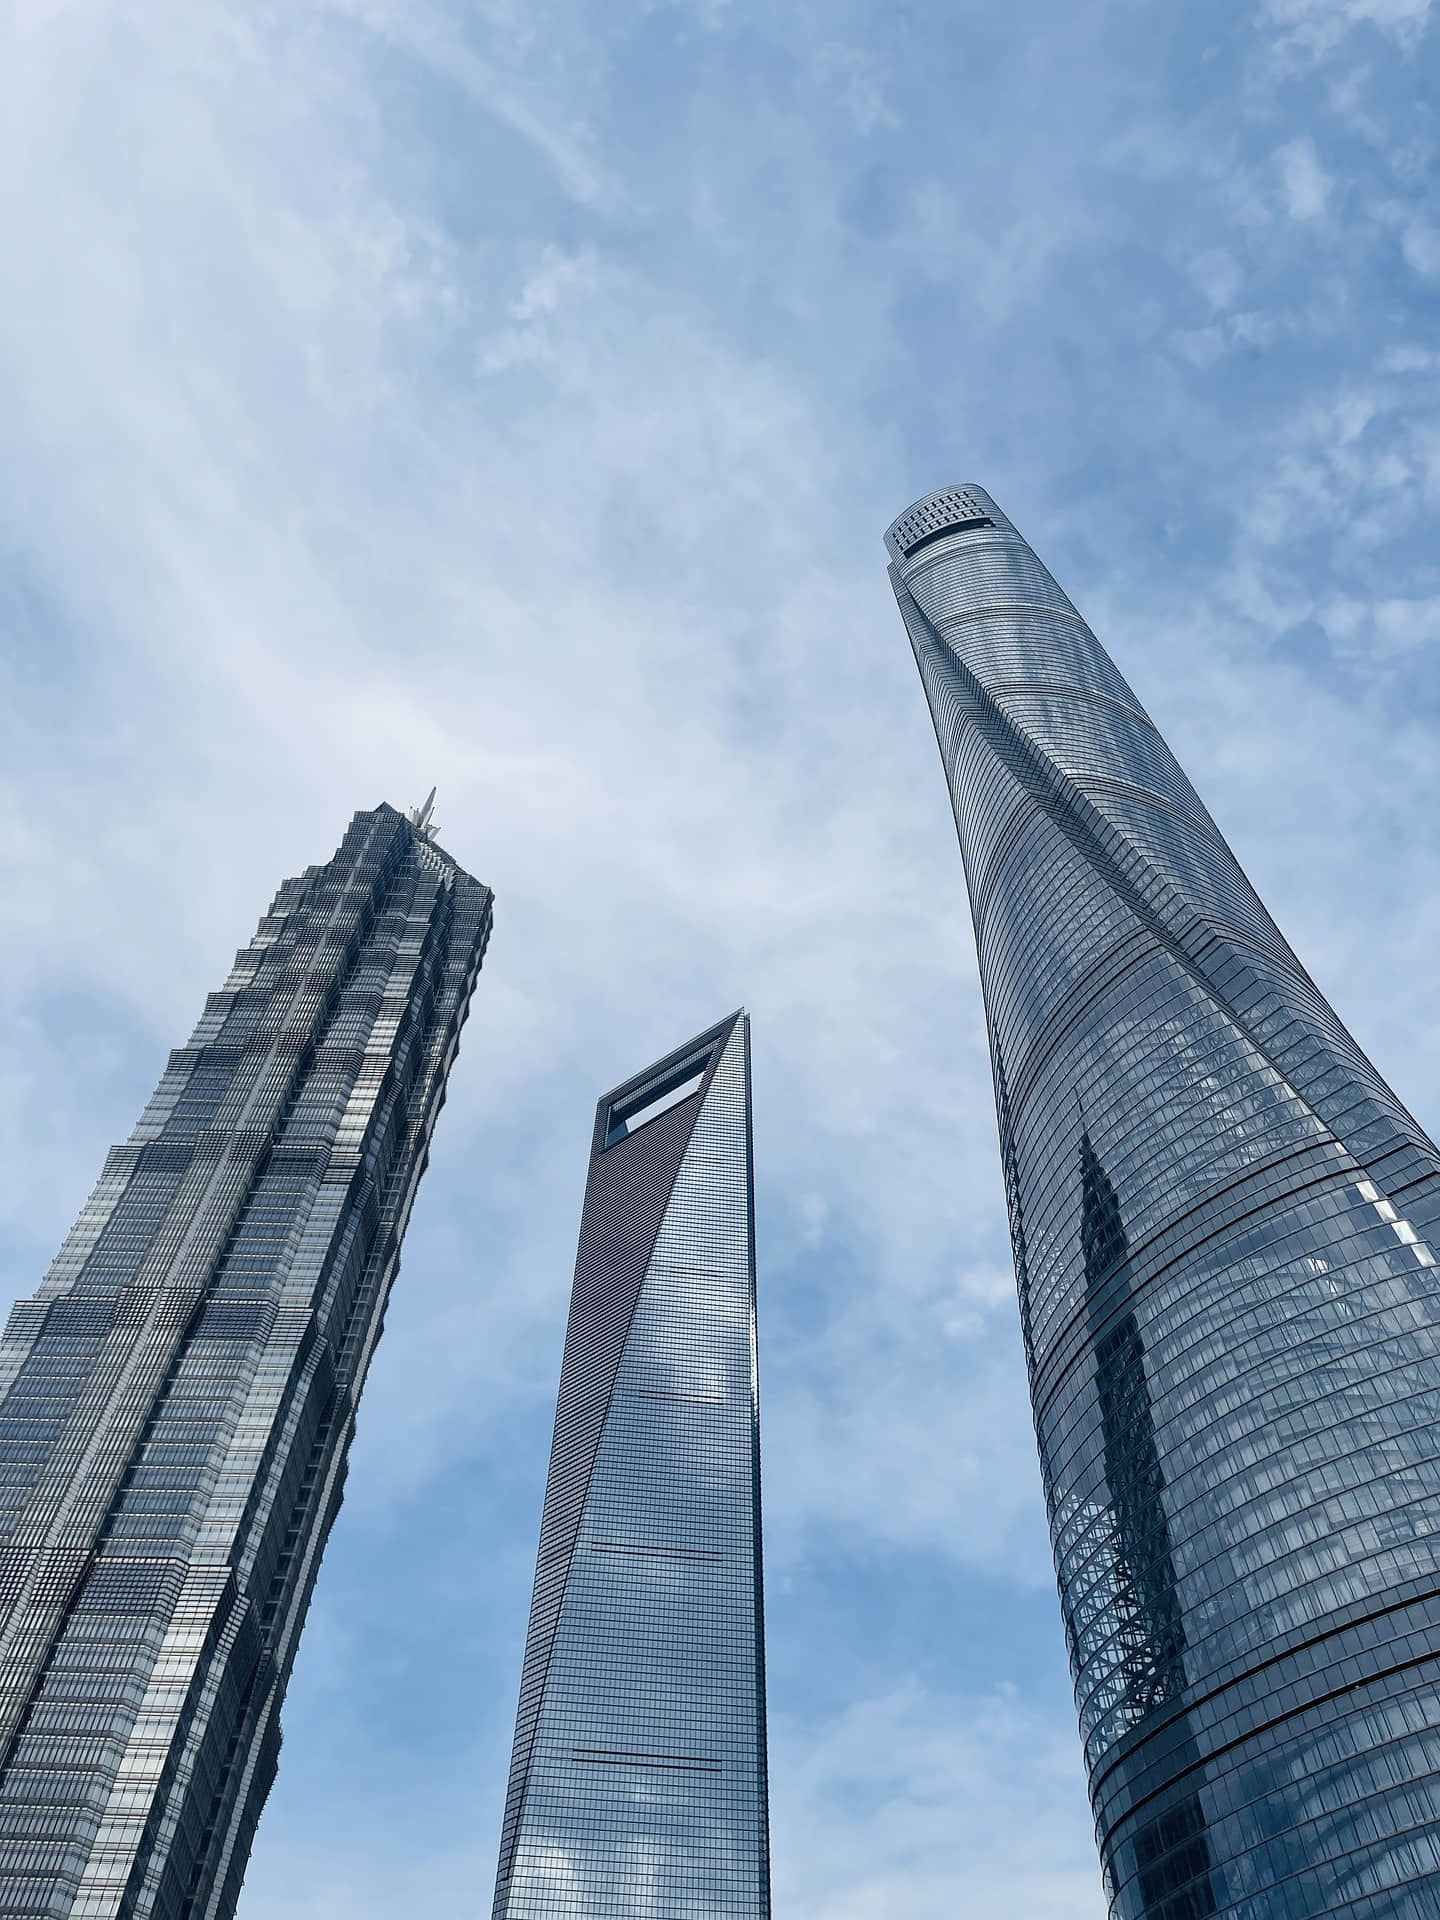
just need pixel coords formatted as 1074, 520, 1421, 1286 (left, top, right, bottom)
772, 1684, 1103, 1920
1262, 0, 1433, 55
1277, 135, 1333, 217
321, 0, 626, 209
1, 1, 1438, 1915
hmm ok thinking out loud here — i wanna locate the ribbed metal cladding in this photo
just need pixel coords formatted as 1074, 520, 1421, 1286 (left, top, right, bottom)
493, 1012, 770, 1920
888, 487, 1440, 1920
0, 805, 492, 1920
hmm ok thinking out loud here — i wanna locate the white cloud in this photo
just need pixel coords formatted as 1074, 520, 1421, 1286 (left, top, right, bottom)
1188, 248, 1245, 311
321, 0, 625, 209
815, 43, 901, 136
1262, 0, 1433, 54
1277, 135, 1333, 218
772, 1684, 1104, 1920
1173, 323, 1229, 369
475, 245, 602, 370
1401, 219, 1440, 278
3, 2, 1440, 1916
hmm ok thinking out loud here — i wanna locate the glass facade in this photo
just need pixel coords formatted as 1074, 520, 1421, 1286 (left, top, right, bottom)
0, 804, 492, 1920
492, 1012, 770, 1920
887, 486, 1440, 1919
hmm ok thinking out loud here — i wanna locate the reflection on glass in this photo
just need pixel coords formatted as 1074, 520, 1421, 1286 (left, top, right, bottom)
492, 1014, 770, 1920
1081, 1133, 1188, 1718
887, 483, 1440, 1916
1079, 1133, 1217, 1920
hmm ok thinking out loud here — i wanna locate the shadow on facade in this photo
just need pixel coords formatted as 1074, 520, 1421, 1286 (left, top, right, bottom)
1080, 1134, 1219, 1920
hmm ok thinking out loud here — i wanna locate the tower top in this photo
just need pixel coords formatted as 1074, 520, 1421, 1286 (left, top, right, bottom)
883, 482, 1013, 566
406, 786, 439, 840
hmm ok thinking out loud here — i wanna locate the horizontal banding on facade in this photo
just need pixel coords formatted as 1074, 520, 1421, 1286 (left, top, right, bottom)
889, 488, 1440, 1920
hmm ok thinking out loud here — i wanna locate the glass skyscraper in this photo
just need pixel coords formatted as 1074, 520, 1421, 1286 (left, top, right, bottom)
492, 1011, 770, 1920
888, 485, 1440, 1919
0, 802, 491, 1920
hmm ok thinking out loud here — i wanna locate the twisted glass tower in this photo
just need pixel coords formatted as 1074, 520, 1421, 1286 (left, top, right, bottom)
0, 802, 491, 1920
888, 485, 1440, 1920
492, 1012, 769, 1920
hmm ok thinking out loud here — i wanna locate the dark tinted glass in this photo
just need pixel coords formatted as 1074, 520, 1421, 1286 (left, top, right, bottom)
889, 487, 1440, 1919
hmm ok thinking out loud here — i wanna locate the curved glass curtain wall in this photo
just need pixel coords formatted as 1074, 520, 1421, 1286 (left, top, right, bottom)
887, 487, 1440, 1920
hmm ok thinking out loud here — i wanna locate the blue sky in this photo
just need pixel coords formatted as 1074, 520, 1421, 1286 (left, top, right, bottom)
2, 0, 1439, 1914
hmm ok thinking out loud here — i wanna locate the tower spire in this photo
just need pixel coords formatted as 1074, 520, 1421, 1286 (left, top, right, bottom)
407, 785, 439, 838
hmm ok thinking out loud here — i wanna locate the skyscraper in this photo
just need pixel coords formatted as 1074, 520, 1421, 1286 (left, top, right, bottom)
492, 1012, 769, 1920
0, 801, 491, 1920
887, 485, 1440, 1919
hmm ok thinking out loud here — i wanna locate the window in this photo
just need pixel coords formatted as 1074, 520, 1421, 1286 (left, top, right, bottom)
903, 515, 994, 558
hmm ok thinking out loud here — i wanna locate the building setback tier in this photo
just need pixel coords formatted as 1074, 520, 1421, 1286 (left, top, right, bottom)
0, 803, 492, 1920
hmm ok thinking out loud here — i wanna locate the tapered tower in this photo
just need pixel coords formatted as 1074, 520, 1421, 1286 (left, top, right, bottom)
492, 1012, 769, 1920
0, 803, 491, 1919
888, 486, 1440, 1919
